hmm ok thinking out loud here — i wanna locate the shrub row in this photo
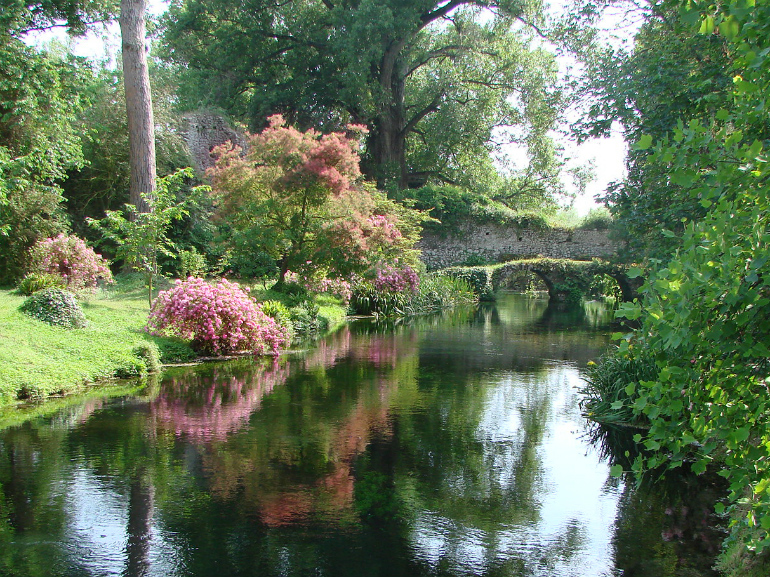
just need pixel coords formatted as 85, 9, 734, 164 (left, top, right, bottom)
349, 274, 476, 317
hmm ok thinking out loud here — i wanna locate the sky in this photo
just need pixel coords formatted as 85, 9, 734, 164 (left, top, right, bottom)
28, 0, 643, 216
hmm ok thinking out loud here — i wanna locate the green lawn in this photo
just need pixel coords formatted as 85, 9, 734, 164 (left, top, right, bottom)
0, 286, 161, 403
0, 276, 349, 406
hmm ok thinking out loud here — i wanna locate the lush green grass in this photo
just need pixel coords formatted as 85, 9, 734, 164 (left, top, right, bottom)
0, 275, 349, 406
0, 284, 165, 403
316, 294, 348, 331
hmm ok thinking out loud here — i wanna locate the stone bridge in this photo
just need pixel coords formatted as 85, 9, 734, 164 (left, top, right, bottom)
444, 258, 644, 302
418, 218, 620, 270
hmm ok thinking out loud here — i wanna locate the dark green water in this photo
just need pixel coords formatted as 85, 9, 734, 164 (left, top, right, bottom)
0, 295, 724, 577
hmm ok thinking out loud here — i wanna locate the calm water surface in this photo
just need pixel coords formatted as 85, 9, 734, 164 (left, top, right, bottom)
0, 295, 723, 577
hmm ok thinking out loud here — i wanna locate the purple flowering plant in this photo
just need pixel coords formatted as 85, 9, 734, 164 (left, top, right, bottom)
373, 263, 419, 293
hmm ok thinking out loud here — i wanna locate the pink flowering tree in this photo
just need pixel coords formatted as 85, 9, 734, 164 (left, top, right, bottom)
28, 234, 114, 293
314, 186, 426, 278
147, 277, 289, 355
208, 116, 425, 284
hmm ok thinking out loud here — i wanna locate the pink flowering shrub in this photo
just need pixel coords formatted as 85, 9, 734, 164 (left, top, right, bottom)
28, 234, 114, 293
146, 277, 289, 355
366, 214, 402, 246
374, 263, 420, 293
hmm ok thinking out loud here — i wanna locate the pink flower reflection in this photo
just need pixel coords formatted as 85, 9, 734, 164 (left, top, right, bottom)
352, 331, 418, 369
151, 361, 291, 442
150, 330, 355, 443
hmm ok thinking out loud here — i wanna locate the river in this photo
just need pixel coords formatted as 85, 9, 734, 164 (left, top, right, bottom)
0, 294, 723, 576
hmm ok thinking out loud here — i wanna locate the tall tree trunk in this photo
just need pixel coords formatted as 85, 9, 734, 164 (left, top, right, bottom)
120, 0, 156, 213
373, 114, 407, 189
373, 44, 408, 189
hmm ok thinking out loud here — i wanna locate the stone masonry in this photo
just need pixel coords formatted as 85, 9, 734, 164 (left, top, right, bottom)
418, 219, 619, 270
183, 112, 248, 173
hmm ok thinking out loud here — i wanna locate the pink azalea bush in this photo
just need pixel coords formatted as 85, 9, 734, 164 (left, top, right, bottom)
147, 277, 290, 355
373, 263, 420, 293
28, 234, 114, 293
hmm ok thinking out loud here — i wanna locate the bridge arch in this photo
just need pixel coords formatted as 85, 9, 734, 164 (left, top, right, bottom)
446, 258, 643, 301
484, 259, 643, 302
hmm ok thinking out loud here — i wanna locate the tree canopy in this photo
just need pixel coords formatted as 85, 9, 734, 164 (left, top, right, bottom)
162, 0, 563, 195
593, 0, 770, 558
572, 0, 732, 259
0, 33, 93, 281
208, 115, 425, 283
2, 0, 116, 37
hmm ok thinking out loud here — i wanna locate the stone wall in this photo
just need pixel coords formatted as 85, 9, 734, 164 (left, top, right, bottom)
183, 112, 247, 173
418, 220, 619, 269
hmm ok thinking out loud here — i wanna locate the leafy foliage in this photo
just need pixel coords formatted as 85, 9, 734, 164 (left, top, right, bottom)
579, 348, 658, 426
615, 195, 770, 549
410, 274, 477, 312
146, 277, 289, 355
350, 272, 475, 317
162, 0, 563, 191
287, 301, 328, 338
396, 183, 554, 234
131, 342, 161, 374
259, 299, 295, 343
27, 233, 113, 293
0, 39, 92, 282
89, 168, 196, 306
577, 207, 612, 231
20, 287, 86, 329
16, 272, 66, 296
208, 116, 424, 282
572, 1, 732, 260
349, 282, 413, 317
62, 63, 192, 234
601, 0, 770, 558
2, 0, 116, 37
0, 174, 68, 284
177, 246, 207, 278
442, 266, 496, 301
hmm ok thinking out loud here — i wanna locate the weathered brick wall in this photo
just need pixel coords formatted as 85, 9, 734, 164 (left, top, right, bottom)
418, 220, 619, 269
183, 112, 247, 173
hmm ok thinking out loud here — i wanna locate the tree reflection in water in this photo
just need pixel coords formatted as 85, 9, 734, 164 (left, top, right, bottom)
0, 297, 727, 577
586, 422, 726, 577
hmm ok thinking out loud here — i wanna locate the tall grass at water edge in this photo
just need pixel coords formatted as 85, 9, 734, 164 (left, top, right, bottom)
579, 347, 659, 427
349, 274, 477, 317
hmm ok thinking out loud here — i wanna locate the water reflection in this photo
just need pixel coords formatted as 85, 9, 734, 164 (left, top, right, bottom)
0, 296, 721, 576
585, 423, 725, 577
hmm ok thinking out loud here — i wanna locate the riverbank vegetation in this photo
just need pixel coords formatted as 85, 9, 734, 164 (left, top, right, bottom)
3, 0, 770, 573
442, 258, 635, 304
0, 272, 355, 404
572, 0, 770, 572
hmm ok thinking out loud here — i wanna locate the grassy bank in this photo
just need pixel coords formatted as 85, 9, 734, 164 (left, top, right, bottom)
0, 276, 348, 406
0, 287, 163, 403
